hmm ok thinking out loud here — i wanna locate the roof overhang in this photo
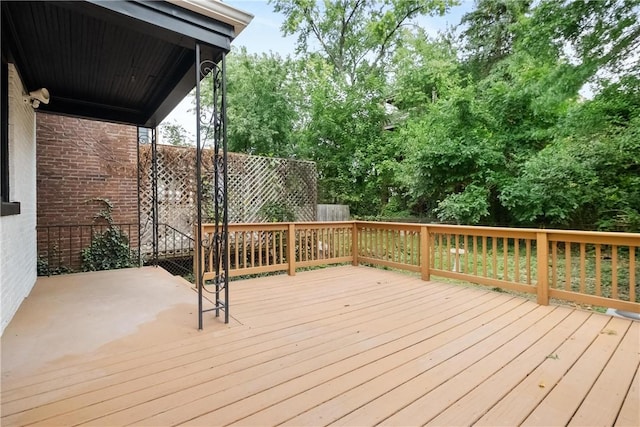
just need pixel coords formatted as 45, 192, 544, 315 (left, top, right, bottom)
1, 1, 253, 127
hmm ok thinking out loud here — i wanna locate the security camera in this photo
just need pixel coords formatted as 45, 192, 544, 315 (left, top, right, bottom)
23, 88, 50, 108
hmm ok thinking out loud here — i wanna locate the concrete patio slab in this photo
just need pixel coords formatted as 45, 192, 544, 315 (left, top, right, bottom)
1, 267, 233, 378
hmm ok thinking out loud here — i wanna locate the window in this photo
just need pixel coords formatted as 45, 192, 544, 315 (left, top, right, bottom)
1, 58, 20, 216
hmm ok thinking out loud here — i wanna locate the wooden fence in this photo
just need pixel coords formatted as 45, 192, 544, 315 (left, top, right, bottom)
200, 221, 640, 313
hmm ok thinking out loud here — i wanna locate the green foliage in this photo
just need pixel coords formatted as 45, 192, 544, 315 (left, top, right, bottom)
226, 48, 302, 156
259, 201, 296, 222
272, 0, 459, 83
37, 256, 72, 276
81, 198, 136, 271
435, 185, 490, 224
81, 227, 136, 271
458, 0, 531, 77
159, 121, 191, 146
499, 142, 599, 227
196, 0, 640, 231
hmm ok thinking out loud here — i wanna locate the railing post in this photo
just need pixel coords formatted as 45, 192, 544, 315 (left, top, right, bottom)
352, 222, 359, 266
536, 231, 549, 305
288, 223, 296, 276
421, 225, 430, 281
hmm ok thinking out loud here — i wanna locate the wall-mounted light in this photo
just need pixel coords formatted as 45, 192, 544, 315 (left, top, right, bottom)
23, 88, 50, 108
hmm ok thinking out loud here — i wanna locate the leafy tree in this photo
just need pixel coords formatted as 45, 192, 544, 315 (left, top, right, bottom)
225, 48, 302, 156
391, 29, 460, 112
298, 58, 388, 211
435, 184, 490, 224
499, 142, 599, 227
271, 1, 459, 215
528, 0, 640, 79
272, 0, 459, 84
159, 120, 191, 146
458, 0, 531, 78
198, 0, 640, 231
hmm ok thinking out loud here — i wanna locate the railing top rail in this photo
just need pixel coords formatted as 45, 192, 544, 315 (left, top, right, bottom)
354, 221, 640, 241
355, 221, 422, 232
223, 223, 289, 232
543, 228, 640, 240
216, 221, 355, 228
206, 221, 640, 242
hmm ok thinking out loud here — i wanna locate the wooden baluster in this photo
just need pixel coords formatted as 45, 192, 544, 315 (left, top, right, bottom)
429, 232, 436, 268
258, 231, 263, 267
565, 242, 572, 291
503, 237, 508, 281
595, 244, 601, 296
492, 237, 498, 279
352, 223, 359, 266
514, 238, 520, 283
526, 239, 531, 285
465, 235, 470, 274
250, 230, 256, 267
288, 223, 296, 275
453, 234, 461, 273
612, 245, 618, 299
482, 236, 488, 277
234, 231, 239, 270
473, 235, 478, 276
551, 241, 557, 288
271, 230, 276, 266
629, 247, 636, 303
579, 243, 586, 294
438, 233, 444, 270
446, 234, 452, 270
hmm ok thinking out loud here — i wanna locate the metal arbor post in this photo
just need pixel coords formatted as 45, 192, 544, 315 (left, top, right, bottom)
195, 43, 229, 329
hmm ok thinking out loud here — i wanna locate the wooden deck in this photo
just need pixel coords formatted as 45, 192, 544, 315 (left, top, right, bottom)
1, 265, 638, 426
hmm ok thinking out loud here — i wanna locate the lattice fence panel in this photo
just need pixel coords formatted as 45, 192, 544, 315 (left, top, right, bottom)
139, 144, 317, 258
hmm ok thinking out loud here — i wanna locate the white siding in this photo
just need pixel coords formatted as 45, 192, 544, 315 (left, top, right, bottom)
0, 64, 37, 335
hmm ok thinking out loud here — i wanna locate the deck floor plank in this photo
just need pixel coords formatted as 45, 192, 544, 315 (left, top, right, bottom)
3, 271, 435, 399
116, 292, 511, 426
616, 369, 640, 427
213, 299, 539, 426
1, 265, 637, 427
569, 322, 640, 426
522, 316, 631, 426
384, 309, 606, 425
27, 284, 468, 426
264, 302, 550, 427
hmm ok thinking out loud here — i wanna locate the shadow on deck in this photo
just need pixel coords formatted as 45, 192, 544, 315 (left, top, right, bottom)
1, 266, 638, 426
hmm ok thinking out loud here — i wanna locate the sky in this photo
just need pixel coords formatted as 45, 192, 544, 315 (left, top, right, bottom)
162, 0, 475, 140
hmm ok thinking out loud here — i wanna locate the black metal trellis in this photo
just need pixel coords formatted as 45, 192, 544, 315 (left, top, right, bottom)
195, 43, 229, 329
150, 127, 159, 267
137, 126, 158, 267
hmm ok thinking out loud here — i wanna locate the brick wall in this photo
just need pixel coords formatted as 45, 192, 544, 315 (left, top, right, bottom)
0, 64, 37, 334
35, 114, 139, 270
36, 113, 138, 225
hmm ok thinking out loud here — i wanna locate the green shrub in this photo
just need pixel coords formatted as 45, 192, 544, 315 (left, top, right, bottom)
259, 201, 295, 222
81, 227, 135, 271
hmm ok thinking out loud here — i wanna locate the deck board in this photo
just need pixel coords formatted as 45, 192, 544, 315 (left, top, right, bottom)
522, 317, 631, 426
616, 369, 640, 427
1, 265, 637, 426
570, 322, 640, 426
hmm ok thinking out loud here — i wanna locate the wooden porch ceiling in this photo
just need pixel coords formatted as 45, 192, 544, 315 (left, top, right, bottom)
1, 1, 239, 127
1, 266, 638, 426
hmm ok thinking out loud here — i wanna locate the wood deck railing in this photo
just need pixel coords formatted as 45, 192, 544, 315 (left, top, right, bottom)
200, 221, 639, 313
